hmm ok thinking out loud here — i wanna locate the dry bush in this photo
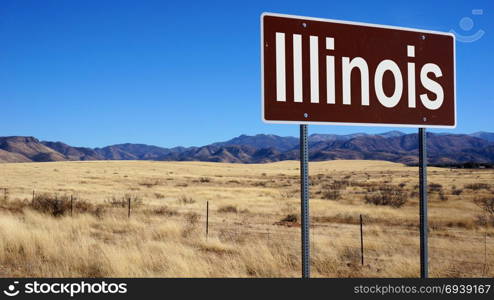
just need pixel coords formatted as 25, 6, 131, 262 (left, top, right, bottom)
106, 194, 142, 207
0, 198, 29, 214
365, 182, 390, 193
178, 195, 195, 205
31, 194, 69, 216
280, 214, 298, 223
124, 194, 142, 206
364, 185, 407, 208
138, 179, 161, 188
473, 197, 494, 227
322, 190, 341, 200
328, 179, 351, 190
31, 194, 94, 216
106, 196, 127, 207
438, 191, 448, 201
199, 177, 211, 183
218, 205, 238, 213
349, 181, 372, 189
185, 212, 200, 224
218, 229, 246, 244
154, 192, 165, 199
182, 212, 200, 237
339, 247, 361, 266
428, 183, 443, 193
465, 183, 491, 191
146, 206, 179, 217
452, 189, 463, 195
474, 197, 494, 215
279, 191, 293, 201
0, 188, 9, 202
474, 214, 494, 226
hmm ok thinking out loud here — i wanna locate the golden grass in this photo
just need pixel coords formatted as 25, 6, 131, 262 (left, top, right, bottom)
0, 160, 493, 277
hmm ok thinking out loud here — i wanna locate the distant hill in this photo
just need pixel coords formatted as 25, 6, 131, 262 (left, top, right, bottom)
212, 134, 298, 151
41, 141, 103, 161
0, 137, 66, 162
469, 131, 494, 142
0, 132, 493, 165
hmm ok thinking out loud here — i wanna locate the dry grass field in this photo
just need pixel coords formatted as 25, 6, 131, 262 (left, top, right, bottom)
0, 160, 493, 277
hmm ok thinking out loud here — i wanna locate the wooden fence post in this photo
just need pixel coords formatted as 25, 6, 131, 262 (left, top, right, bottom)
483, 229, 488, 277
128, 196, 131, 218
206, 201, 209, 239
360, 214, 364, 266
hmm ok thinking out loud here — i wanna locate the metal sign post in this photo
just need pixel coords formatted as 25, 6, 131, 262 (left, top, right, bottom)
418, 128, 428, 278
300, 124, 310, 278
261, 12, 455, 279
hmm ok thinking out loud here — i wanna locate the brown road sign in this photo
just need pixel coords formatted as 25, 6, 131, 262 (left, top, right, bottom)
261, 13, 456, 128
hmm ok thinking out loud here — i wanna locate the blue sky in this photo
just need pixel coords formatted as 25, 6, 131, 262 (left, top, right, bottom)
1, 0, 493, 148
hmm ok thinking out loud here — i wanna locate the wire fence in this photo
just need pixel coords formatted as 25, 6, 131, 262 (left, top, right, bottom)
202, 212, 493, 277
1, 188, 492, 277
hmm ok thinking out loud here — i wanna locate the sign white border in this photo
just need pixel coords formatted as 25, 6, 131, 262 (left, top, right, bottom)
260, 12, 457, 128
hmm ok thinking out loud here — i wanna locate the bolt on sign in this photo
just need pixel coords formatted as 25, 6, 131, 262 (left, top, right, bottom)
261, 13, 456, 127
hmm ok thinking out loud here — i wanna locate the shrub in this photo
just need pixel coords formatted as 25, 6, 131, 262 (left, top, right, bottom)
474, 214, 494, 226
428, 183, 443, 193
178, 195, 195, 205
0, 187, 8, 202
330, 180, 351, 190
280, 191, 293, 201
452, 189, 463, 195
218, 205, 238, 213
106, 196, 127, 207
31, 194, 94, 216
339, 247, 361, 266
465, 183, 491, 191
199, 177, 211, 183
185, 212, 200, 224
150, 206, 178, 216
93, 206, 106, 219
438, 191, 448, 201
31, 194, 70, 216
154, 192, 165, 199
409, 190, 419, 198
364, 186, 407, 208
106, 194, 142, 207
138, 179, 160, 188
322, 190, 341, 200
182, 212, 200, 238
474, 197, 494, 215
281, 214, 298, 223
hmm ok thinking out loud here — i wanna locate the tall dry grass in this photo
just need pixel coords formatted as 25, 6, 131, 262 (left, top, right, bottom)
0, 160, 492, 277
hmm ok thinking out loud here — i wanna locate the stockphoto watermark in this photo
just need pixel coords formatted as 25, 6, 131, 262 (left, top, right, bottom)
2, 280, 127, 297
450, 9, 485, 43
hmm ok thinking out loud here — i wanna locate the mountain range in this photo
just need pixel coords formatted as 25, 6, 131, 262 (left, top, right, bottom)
1, 131, 493, 165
